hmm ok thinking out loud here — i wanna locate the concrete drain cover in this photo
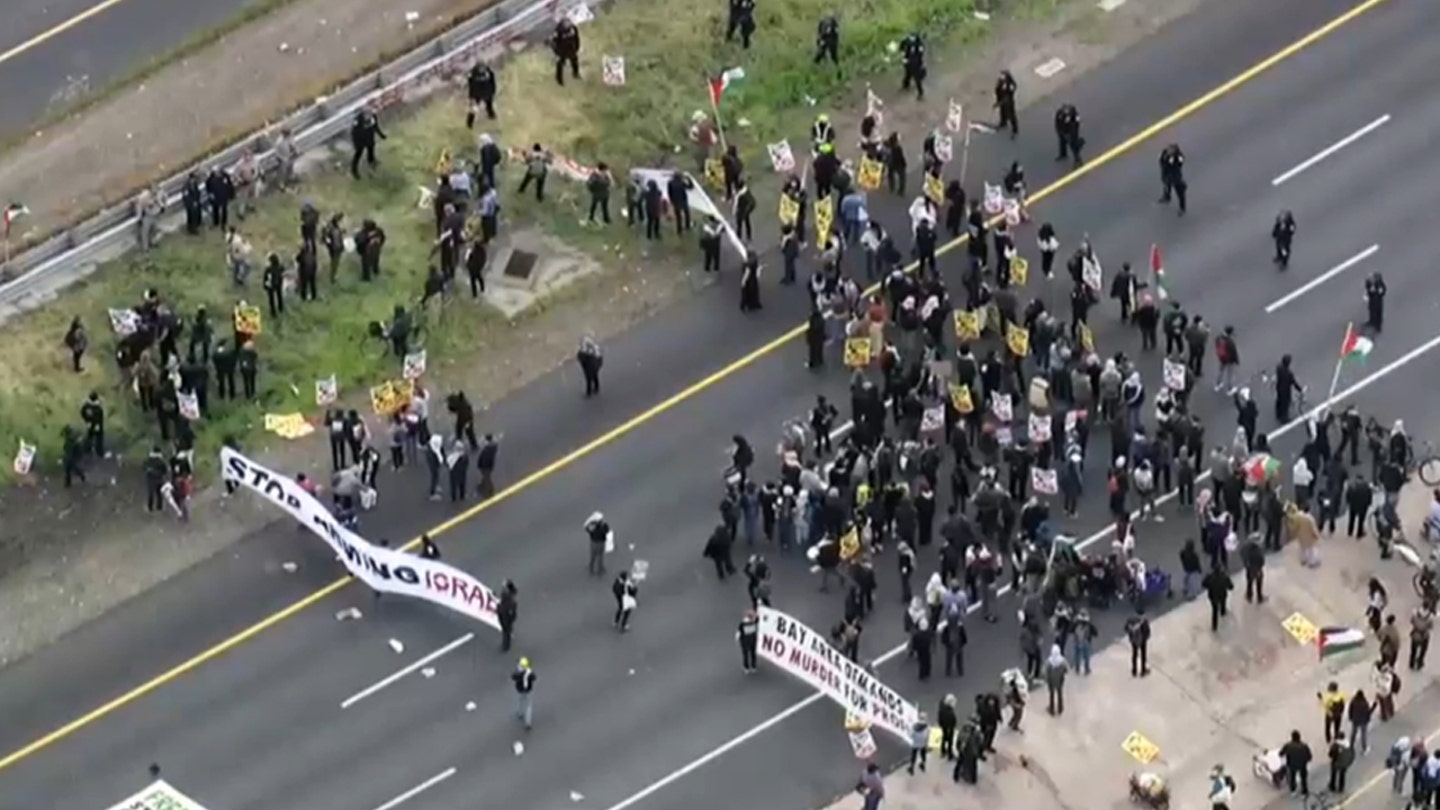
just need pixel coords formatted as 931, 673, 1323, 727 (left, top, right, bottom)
502, 249, 538, 281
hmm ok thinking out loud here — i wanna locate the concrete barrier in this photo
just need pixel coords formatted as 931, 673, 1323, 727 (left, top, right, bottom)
0, 0, 598, 323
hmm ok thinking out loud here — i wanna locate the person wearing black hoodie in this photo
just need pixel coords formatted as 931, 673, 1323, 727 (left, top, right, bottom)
1347, 690, 1373, 755
937, 695, 959, 760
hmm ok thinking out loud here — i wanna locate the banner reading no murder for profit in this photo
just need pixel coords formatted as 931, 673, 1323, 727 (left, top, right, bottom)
221, 448, 501, 630
757, 606, 919, 743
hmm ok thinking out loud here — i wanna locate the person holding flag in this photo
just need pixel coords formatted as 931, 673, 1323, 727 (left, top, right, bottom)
1329, 322, 1374, 399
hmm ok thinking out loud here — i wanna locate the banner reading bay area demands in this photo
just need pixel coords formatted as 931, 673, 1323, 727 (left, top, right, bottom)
757, 606, 919, 743
221, 448, 500, 630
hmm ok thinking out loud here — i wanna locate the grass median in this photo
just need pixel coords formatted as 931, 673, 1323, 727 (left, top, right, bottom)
0, 0, 1034, 483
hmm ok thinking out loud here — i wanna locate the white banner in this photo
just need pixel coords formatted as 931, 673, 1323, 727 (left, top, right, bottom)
1163, 358, 1187, 391
221, 448, 500, 630
945, 99, 963, 133
602, 55, 626, 86
767, 140, 796, 173
103, 780, 209, 810
920, 404, 944, 434
933, 134, 952, 164
757, 606, 919, 743
1031, 467, 1058, 495
1027, 412, 1051, 442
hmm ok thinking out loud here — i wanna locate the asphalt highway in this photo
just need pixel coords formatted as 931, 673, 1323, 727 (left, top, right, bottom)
0, 0, 271, 140
2, 0, 1437, 808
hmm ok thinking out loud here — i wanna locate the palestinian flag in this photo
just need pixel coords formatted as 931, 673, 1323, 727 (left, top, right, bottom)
709, 67, 746, 107
1340, 322, 1373, 363
1243, 453, 1281, 485
1318, 626, 1365, 659
1149, 243, 1169, 301
3, 203, 27, 238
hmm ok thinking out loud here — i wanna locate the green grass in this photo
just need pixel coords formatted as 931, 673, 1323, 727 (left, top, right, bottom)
0, 0, 1050, 483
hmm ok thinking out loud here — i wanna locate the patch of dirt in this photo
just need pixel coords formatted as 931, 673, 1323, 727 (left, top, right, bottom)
0, 0, 1219, 665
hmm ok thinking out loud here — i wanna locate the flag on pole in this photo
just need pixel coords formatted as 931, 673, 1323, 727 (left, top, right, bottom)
3, 203, 28, 238
709, 67, 746, 107
1317, 626, 1365, 659
1149, 243, 1169, 301
1339, 322, 1373, 363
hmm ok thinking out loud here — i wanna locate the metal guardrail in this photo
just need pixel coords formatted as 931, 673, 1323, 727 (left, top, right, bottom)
0, 0, 591, 316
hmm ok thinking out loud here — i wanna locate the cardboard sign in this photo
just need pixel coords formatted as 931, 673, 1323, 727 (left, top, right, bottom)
108, 308, 141, 337
178, 390, 200, 421
948, 383, 973, 414
857, 157, 883, 191
814, 194, 835, 241
933, 134, 953, 164
233, 304, 263, 336
953, 309, 983, 341
923, 174, 944, 205
703, 158, 725, 189
1121, 731, 1161, 765
13, 440, 36, 476
1163, 358, 1187, 391
843, 337, 872, 368
1011, 256, 1029, 286
865, 88, 885, 128
316, 375, 338, 406
263, 413, 313, 439
403, 350, 428, 381
1028, 412, 1051, 442
767, 140, 796, 173
992, 393, 1013, 423
1031, 467, 1058, 495
1006, 322, 1030, 357
778, 194, 800, 225
602, 55, 626, 86
983, 183, 1005, 215
946, 99, 964, 133
920, 404, 945, 434
1079, 321, 1096, 354
369, 379, 414, 415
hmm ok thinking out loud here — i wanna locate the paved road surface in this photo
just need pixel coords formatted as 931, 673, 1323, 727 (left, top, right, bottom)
3, 0, 1437, 808
0, 0, 268, 140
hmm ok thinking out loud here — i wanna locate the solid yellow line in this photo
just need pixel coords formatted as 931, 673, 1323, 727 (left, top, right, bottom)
0, 0, 133, 66
0, 0, 1394, 777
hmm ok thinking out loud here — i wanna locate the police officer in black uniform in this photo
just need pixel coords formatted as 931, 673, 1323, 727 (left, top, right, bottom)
1054, 104, 1082, 166
466, 62, 497, 126
726, 0, 756, 48
900, 31, 926, 100
80, 393, 106, 458
1271, 210, 1296, 268
1158, 144, 1186, 215
551, 18, 581, 85
994, 70, 1018, 138
1364, 271, 1387, 332
349, 108, 386, 179
814, 15, 839, 67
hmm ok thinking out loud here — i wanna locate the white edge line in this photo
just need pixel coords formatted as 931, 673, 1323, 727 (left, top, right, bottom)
600, 329, 1440, 810
372, 767, 458, 810
1271, 114, 1391, 186
1264, 244, 1378, 313
341, 633, 474, 709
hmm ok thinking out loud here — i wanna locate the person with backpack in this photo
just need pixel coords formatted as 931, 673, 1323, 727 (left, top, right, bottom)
1214, 325, 1240, 392
1328, 731, 1356, 792
1207, 764, 1236, 809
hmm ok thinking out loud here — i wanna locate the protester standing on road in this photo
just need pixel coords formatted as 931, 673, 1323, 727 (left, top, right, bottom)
1043, 644, 1068, 715
477, 433, 500, 498
1203, 564, 1232, 632
1281, 730, 1313, 795
737, 609, 759, 673
1319, 681, 1346, 743
1241, 533, 1266, 603
585, 512, 611, 575
1411, 605, 1434, 670
1373, 661, 1398, 721
497, 579, 518, 652
1126, 608, 1151, 677
512, 657, 536, 730
576, 335, 603, 397
1328, 731, 1355, 793
856, 762, 885, 810
1348, 690, 1372, 754
907, 712, 930, 774
994, 70, 1018, 137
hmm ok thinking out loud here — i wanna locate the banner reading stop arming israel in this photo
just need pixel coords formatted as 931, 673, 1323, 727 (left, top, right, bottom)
221, 448, 500, 630
757, 606, 919, 743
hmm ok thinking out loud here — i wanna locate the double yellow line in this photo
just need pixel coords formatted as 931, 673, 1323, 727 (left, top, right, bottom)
0, 0, 1394, 777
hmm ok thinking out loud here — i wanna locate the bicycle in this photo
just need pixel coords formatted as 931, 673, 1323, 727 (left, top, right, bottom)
1414, 439, 1440, 485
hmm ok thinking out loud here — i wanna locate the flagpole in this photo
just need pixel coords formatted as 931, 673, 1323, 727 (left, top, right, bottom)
708, 83, 729, 153
1328, 322, 1351, 400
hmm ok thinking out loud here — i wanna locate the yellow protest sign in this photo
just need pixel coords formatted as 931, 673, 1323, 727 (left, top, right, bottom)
1011, 256, 1029, 286
857, 158, 883, 191
1079, 321, 1095, 354
704, 158, 725, 189
948, 383, 974, 414
779, 194, 800, 226
369, 378, 415, 415
1121, 731, 1161, 764
924, 173, 944, 205
1282, 612, 1319, 645
233, 304, 262, 336
434, 147, 452, 176
928, 726, 945, 751
263, 413, 313, 440
953, 309, 982, 342
814, 194, 835, 241
1006, 322, 1030, 357
844, 336, 871, 368
839, 526, 860, 561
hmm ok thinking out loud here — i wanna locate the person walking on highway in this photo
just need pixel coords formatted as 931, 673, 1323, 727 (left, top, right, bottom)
497, 579, 518, 652
512, 657, 536, 730
1214, 325, 1239, 393
612, 570, 638, 632
1272, 211, 1296, 268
